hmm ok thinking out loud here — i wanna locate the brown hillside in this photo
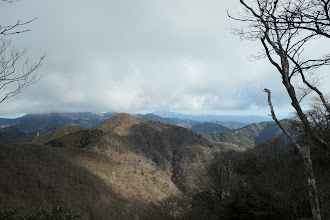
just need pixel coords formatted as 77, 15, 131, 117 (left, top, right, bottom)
0, 113, 243, 219
90, 113, 242, 194
0, 143, 160, 220
46, 129, 104, 148
94, 113, 142, 135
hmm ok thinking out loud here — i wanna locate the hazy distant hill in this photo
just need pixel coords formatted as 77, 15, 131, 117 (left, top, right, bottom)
0, 124, 88, 143
0, 112, 116, 141
153, 110, 271, 123
0, 112, 117, 133
209, 120, 248, 129
138, 113, 248, 131
137, 113, 200, 128
206, 120, 290, 148
190, 122, 229, 133
0, 113, 242, 219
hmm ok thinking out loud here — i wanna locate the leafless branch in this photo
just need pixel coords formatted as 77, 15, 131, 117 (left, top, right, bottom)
0, 37, 45, 104
0, 0, 44, 104
264, 88, 302, 150
0, 18, 37, 35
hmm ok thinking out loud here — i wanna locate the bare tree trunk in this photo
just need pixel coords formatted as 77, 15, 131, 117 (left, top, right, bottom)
232, 1, 328, 218
264, 89, 321, 220
300, 146, 321, 220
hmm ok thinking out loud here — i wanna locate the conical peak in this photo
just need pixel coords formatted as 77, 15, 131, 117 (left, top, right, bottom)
94, 113, 142, 134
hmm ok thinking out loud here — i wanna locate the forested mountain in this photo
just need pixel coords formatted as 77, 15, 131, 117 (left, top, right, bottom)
0, 113, 242, 219
1, 113, 328, 219
0, 125, 27, 141
28, 124, 87, 144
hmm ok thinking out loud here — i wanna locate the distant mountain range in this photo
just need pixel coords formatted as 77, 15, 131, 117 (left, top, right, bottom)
0, 111, 289, 149
137, 113, 248, 130
0, 112, 248, 141
0, 112, 117, 132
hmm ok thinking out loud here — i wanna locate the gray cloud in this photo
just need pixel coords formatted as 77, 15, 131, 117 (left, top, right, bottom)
1, 0, 327, 116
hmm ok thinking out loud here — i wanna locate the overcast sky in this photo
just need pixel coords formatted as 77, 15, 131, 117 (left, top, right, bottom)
0, 0, 329, 117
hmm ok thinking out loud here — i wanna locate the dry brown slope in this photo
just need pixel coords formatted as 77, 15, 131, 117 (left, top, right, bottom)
0, 142, 160, 220
90, 113, 242, 194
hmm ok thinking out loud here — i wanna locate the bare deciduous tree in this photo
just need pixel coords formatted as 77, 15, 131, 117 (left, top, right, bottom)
0, 0, 44, 104
230, 0, 330, 219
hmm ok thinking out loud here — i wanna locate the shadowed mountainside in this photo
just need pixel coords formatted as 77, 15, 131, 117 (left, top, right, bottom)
0, 125, 27, 141
0, 143, 158, 220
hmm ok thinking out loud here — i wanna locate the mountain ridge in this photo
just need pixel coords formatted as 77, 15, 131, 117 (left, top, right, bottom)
0, 112, 288, 149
